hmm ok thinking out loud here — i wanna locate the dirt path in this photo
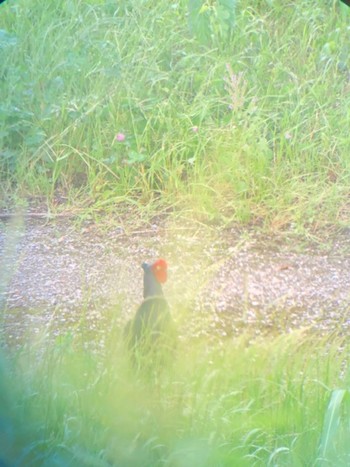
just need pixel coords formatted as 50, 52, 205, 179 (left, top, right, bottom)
1, 216, 350, 346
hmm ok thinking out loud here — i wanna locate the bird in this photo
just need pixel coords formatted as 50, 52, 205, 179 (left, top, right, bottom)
124, 259, 177, 370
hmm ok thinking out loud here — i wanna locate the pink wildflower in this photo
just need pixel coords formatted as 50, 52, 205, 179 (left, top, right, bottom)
115, 132, 126, 142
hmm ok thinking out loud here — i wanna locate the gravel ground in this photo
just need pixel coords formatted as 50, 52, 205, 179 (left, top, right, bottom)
1, 216, 350, 346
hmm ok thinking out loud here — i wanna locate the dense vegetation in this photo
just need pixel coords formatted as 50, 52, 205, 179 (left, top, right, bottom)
1, 324, 350, 466
1, 0, 350, 228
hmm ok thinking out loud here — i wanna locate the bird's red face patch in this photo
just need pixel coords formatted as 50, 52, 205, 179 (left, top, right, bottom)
152, 258, 168, 284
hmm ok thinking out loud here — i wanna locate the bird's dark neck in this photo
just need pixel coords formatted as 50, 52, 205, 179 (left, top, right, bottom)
143, 263, 164, 298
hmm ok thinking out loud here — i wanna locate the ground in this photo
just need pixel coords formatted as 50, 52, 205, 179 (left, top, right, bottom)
1, 214, 350, 348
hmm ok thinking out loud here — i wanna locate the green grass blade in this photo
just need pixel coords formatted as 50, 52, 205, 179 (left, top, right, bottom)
317, 389, 349, 465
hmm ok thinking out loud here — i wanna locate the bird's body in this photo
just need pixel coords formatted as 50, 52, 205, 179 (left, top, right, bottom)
125, 259, 177, 369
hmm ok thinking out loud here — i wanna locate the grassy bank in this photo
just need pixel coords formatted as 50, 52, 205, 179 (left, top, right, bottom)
1, 325, 349, 466
0, 0, 350, 228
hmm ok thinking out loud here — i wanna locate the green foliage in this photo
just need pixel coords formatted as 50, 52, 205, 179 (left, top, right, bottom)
0, 0, 349, 227
188, 0, 237, 45
0, 328, 349, 466
318, 389, 350, 466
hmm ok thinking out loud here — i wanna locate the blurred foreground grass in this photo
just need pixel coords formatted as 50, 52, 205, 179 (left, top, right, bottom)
1, 322, 349, 466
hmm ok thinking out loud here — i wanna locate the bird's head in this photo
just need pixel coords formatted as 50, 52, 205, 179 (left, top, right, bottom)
142, 258, 168, 298
151, 258, 168, 283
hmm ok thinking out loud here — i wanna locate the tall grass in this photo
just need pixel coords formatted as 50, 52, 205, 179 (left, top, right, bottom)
1, 322, 349, 466
1, 0, 350, 227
